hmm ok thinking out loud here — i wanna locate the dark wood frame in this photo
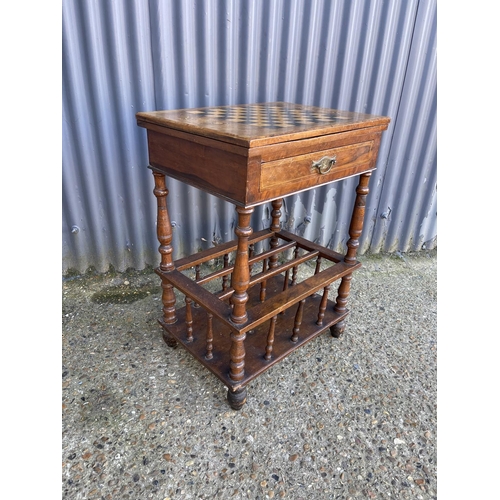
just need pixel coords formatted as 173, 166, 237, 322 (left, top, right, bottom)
138, 102, 390, 409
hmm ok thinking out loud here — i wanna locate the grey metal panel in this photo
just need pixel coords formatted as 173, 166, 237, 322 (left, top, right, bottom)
63, 0, 159, 273
62, 0, 437, 274
369, 0, 437, 252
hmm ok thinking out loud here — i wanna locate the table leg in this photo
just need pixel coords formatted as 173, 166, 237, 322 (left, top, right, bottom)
230, 206, 254, 324
227, 386, 247, 410
226, 206, 254, 407
331, 172, 371, 338
152, 171, 178, 347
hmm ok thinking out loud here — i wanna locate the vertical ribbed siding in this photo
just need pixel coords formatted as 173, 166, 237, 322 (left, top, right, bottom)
63, 0, 437, 274
369, 0, 437, 252
63, 0, 159, 272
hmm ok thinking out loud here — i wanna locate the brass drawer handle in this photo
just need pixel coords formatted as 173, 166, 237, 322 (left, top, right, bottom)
311, 155, 337, 175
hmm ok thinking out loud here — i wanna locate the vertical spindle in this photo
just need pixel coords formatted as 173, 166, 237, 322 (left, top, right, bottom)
291, 299, 305, 342
314, 256, 323, 275
280, 268, 290, 315
222, 253, 229, 291
248, 244, 255, 273
268, 199, 283, 269
205, 313, 213, 360
291, 246, 300, 285
185, 296, 193, 342
316, 285, 331, 326
260, 258, 267, 302
194, 265, 201, 307
264, 315, 278, 360
283, 269, 290, 291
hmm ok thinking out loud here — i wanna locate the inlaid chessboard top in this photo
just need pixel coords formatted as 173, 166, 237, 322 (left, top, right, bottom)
136, 102, 390, 147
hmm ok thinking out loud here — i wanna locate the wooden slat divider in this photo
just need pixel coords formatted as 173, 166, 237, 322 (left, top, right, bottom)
175, 229, 272, 270
195, 240, 296, 286
154, 268, 233, 327
249, 250, 319, 289
157, 274, 350, 391
157, 249, 359, 334
242, 260, 361, 333
215, 250, 319, 301
277, 230, 346, 263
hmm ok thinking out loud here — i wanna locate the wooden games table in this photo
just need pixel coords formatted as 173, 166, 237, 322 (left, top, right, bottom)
136, 102, 390, 409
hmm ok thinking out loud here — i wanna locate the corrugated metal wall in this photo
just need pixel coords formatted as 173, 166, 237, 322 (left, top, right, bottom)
62, 0, 437, 275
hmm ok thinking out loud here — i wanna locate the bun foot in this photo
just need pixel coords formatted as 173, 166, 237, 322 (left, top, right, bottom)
227, 387, 247, 410
162, 332, 178, 348
330, 321, 346, 338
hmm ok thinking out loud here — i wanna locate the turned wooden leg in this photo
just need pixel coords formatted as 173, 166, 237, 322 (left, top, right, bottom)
153, 171, 178, 347
160, 281, 178, 347
332, 172, 371, 338
291, 299, 305, 342
264, 315, 278, 360
227, 386, 247, 410
230, 206, 253, 324
331, 274, 352, 338
229, 206, 253, 387
316, 284, 331, 326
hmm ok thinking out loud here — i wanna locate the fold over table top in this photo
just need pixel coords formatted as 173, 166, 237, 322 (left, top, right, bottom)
136, 102, 390, 206
136, 102, 390, 148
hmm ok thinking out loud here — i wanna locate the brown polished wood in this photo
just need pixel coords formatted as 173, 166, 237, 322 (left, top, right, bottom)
137, 102, 390, 409
138, 102, 389, 207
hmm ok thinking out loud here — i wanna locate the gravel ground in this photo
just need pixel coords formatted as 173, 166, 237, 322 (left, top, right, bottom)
62, 250, 437, 500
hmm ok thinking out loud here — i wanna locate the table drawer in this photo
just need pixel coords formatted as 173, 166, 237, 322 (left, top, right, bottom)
260, 140, 374, 192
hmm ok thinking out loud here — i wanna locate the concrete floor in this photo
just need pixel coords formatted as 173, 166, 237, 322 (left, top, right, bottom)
62, 250, 437, 499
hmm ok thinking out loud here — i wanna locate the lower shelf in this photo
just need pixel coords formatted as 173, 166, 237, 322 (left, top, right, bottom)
159, 274, 348, 390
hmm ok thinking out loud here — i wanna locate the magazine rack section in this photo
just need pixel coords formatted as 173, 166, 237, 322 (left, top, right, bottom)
136, 102, 390, 409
